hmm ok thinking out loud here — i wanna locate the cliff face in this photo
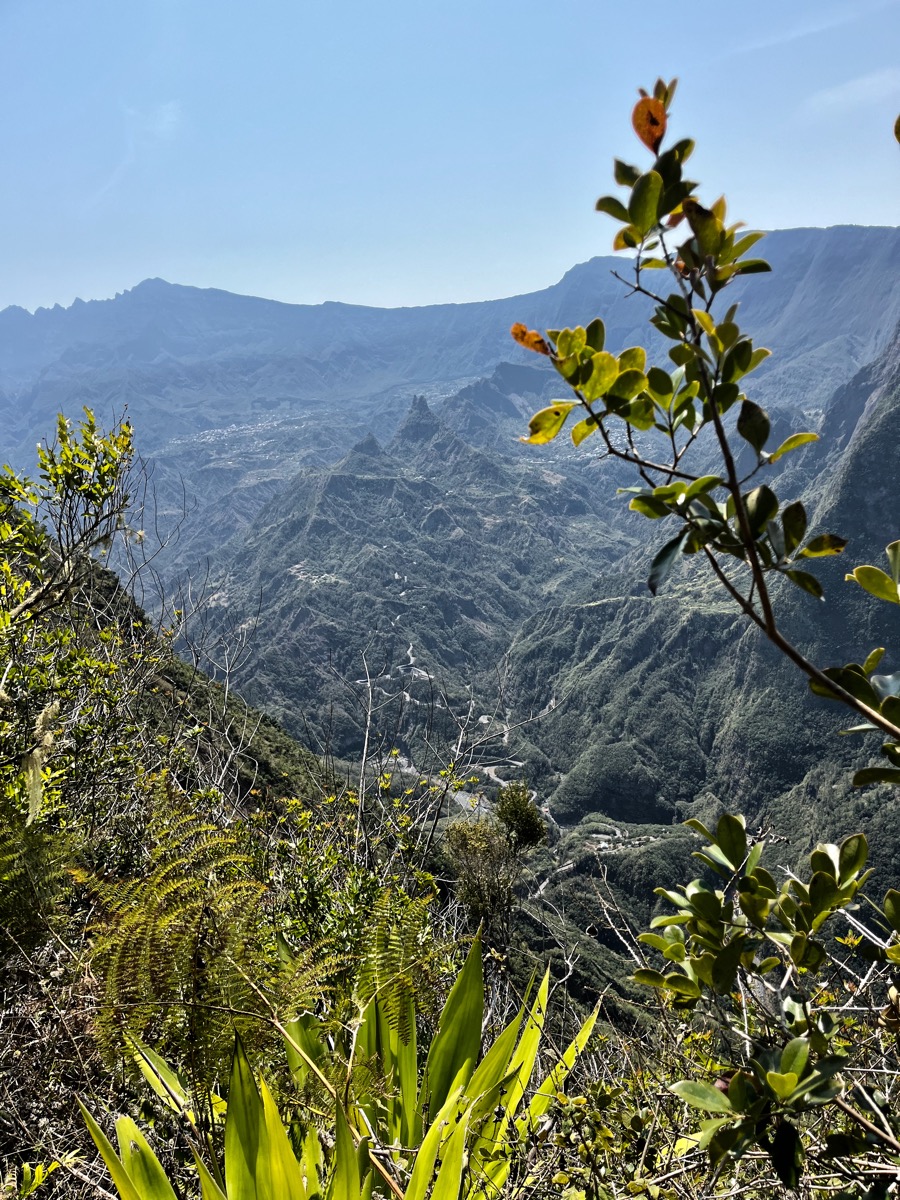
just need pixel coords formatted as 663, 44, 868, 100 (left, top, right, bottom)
188, 313, 900, 852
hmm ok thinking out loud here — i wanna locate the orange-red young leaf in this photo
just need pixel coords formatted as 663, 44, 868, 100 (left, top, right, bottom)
510, 323, 551, 356
632, 97, 667, 154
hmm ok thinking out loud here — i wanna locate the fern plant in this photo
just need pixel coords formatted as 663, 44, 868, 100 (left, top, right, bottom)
76, 775, 273, 1101
355, 890, 440, 1043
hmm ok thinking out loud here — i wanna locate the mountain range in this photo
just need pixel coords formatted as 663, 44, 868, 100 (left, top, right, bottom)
4, 225, 900, 998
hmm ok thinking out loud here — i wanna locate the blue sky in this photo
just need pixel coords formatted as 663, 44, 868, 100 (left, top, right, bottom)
1, 0, 898, 311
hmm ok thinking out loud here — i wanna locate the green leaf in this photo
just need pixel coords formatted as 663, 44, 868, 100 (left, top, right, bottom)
502, 969, 550, 1119
782, 501, 807, 555
429, 1106, 470, 1200
581, 351, 619, 401
745, 841, 763, 875
711, 937, 745, 994
811, 845, 837, 877
735, 258, 772, 275
799, 534, 848, 558
767, 517, 786, 561
260, 1076, 307, 1200
519, 402, 577, 445
785, 569, 823, 600
116, 1118, 180, 1200
555, 328, 586, 358
736, 400, 769, 454
693, 843, 735, 876
670, 1080, 733, 1113
328, 1105, 361, 1200
665, 973, 701, 998
637, 932, 668, 952
595, 195, 630, 222
838, 833, 868, 884
609, 368, 648, 400
684, 817, 714, 842
712, 381, 741, 412
571, 415, 599, 447
464, 1004, 523, 1105
618, 346, 647, 373
883, 888, 900, 932
770, 1121, 803, 1189
744, 485, 778, 536
633, 968, 667, 988
614, 159, 640, 187
766, 1071, 799, 1101
647, 533, 686, 595
406, 1087, 463, 1200
126, 1037, 195, 1121
809, 665, 879, 706
78, 1102, 143, 1200
225, 1039, 262, 1200
716, 813, 747, 869
692, 308, 715, 337
519, 1006, 598, 1134
191, 1150, 228, 1200
881, 538, 900, 585
767, 431, 818, 462
847, 565, 900, 604
647, 366, 674, 398
614, 225, 641, 251
684, 475, 723, 501
421, 934, 483, 1115
864, 647, 886, 675
629, 494, 671, 519
854, 767, 900, 787
809, 870, 840, 913
622, 395, 655, 430
628, 171, 663, 235
729, 230, 766, 260
585, 317, 605, 352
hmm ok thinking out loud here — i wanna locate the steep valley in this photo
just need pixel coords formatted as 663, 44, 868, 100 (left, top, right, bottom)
4, 226, 900, 1001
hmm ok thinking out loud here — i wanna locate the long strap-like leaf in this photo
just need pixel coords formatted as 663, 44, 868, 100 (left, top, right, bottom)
420, 935, 483, 1118
78, 1102, 144, 1200
225, 1038, 263, 1200
115, 1118, 180, 1200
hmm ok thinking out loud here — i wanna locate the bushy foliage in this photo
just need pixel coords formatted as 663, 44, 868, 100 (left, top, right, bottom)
444, 781, 545, 951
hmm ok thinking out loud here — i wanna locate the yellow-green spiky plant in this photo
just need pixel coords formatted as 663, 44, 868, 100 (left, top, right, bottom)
84, 935, 597, 1200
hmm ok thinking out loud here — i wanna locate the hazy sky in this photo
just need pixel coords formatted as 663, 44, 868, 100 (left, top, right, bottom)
1, 0, 899, 311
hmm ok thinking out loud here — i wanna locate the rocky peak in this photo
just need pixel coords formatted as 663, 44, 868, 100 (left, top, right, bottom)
392, 395, 442, 446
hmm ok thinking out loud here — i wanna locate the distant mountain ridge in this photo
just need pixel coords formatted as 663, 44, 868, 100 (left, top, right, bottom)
3, 226, 899, 379
3, 227, 900, 459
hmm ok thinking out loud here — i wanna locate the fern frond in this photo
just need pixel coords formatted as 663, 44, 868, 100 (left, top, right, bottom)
356, 890, 437, 1043
79, 775, 273, 1090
